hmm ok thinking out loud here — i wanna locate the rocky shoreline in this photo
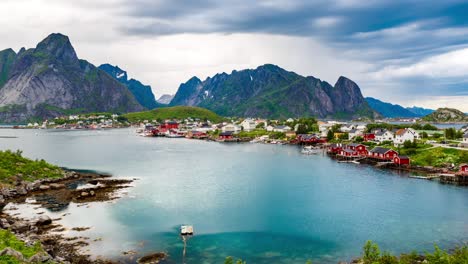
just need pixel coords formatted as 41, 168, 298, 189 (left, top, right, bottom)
0, 170, 167, 263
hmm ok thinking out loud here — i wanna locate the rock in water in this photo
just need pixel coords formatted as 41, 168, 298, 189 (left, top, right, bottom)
35, 215, 52, 226
137, 252, 167, 264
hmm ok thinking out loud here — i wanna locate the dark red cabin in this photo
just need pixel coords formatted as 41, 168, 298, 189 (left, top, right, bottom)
363, 133, 375, 141
393, 156, 410, 165
219, 132, 234, 140
460, 164, 468, 174
368, 147, 398, 160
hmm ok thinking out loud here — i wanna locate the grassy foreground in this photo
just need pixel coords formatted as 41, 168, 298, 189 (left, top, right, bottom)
0, 229, 44, 263
123, 106, 225, 123
224, 241, 468, 264
0, 150, 63, 186
409, 147, 468, 167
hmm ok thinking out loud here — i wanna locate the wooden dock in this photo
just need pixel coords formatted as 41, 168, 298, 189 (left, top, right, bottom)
439, 174, 468, 186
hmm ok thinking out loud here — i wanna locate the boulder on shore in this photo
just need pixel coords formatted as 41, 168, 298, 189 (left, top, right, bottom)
137, 252, 167, 264
35, 215, 52, 226
11, 221, 30, 233
0, 247, 25, 261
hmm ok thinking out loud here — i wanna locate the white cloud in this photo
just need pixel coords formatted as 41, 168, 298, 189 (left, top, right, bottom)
371, 48, 468, 79
312, 16, 343, 28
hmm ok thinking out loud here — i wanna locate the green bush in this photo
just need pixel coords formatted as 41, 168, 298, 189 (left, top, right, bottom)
0, 150, 63, 186
0, 229, 44, 259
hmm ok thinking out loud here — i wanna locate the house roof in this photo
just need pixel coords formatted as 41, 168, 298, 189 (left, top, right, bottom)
464, 133, 468, 138
395, 129, 406, 136
349, 129, 357, 133
397, 155, 410, 159
375, 131, 385, 136
275, 125, 290, 129
370, 147, 395, 154
348, 143, 364, 147
219, 131, 233, 136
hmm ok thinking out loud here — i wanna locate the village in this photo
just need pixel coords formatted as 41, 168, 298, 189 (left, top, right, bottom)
129, 116, 468, 183
7, 113, 468, 184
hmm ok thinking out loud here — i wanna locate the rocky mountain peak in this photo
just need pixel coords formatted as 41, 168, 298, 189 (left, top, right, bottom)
99, 64, 128, 81
35, 33, 78, 63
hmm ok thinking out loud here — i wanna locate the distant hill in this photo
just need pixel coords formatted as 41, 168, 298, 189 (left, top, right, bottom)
365, 97, 418, 118
123, 106, 224, 123
0, 33, 144, 123
422, 108, 468, 122
157, 94, 174, 105
406, 106, 434, 117
170, 64, 378, 119
98, 64, 161, 110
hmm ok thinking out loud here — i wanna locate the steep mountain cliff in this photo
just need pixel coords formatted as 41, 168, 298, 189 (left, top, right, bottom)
366, 97, 419, 118
0, 33, 144, 123
98, 64, 161, 109
170, 64, 377, 119
157, 94, 174, 105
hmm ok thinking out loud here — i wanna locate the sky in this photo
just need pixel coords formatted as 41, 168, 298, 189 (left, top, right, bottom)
1, 0, 467, 111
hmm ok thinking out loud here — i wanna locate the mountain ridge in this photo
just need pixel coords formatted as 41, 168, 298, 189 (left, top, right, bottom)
0, 33, 144, 123
170, 64, 378, 119
98, 63, 161, 109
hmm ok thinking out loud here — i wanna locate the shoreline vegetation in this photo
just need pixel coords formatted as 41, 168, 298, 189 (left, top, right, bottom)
0, 150, 170, 263
225, 241, 468, 264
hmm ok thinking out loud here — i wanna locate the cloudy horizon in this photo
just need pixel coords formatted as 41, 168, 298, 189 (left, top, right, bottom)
1, 0, 467, 111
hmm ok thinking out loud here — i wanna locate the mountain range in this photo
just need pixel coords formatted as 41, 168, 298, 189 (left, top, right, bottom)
0, 32, 443, 123
365, 97, 434, 118
170, 64, 378, 119
98, 64, 162, 109
0, 33, 144, 123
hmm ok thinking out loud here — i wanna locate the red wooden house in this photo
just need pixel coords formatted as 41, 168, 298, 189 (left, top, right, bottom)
219, 132, 234, 140
363, 133, 375, 141
160, 121, 179, 130
297, 134, 327, 144
460, 164, 468, 174
368, 147, 398, 160
327, 143, 343, 154
347, 143, 368, 156
393, 155, 410, 165
187, 131, 208, 139
339, 148, 360, 158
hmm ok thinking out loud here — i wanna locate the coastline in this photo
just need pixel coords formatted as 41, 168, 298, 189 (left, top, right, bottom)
0, 169, 168, 263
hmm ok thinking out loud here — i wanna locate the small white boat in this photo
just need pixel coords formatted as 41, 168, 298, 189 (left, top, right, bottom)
301, 146, 321, 155
180, 225, 194, 236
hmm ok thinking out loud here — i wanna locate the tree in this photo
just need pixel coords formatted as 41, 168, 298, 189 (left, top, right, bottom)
355, 136, 364, 143
445, 128, 456, 139
362, 240, 380, 264
256, 122, 265, 129
327, 130, 334, 141
296, 124, 308, 134
339, 133, 349, 140
422, 131, 428, 139
403, 140, 413, 149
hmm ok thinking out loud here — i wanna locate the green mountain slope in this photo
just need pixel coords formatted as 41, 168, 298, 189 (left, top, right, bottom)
123, 106, 224, 123
422, 108, 468, 122
170, 64, 378, 119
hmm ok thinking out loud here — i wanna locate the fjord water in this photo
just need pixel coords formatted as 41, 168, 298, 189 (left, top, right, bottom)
1, 129, 468, 263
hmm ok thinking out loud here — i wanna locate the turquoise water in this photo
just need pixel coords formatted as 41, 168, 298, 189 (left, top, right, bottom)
1, 129, 467, 263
